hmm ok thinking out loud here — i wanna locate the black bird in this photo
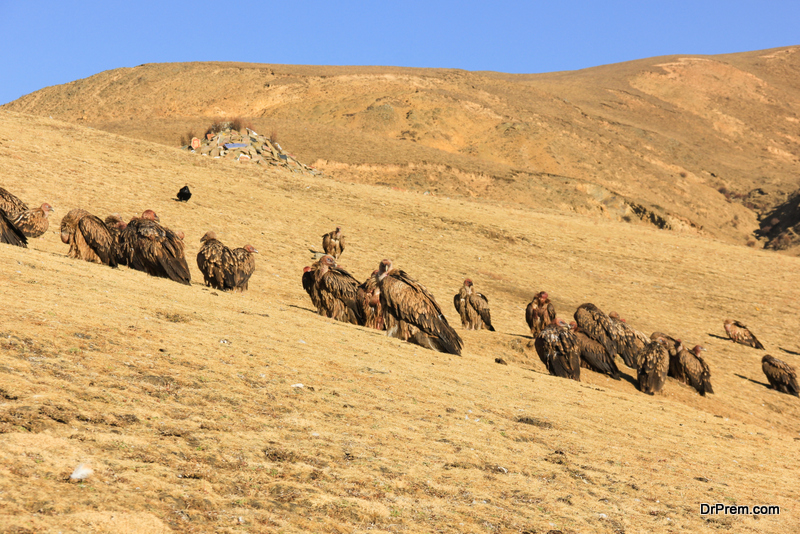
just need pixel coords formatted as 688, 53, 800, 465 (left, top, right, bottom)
177, 185, 192, 202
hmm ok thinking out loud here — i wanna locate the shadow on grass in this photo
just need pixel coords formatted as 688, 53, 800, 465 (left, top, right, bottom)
734, 373, 769, 388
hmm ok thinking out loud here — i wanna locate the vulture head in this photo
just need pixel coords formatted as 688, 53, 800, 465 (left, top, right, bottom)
723, 319, 734, 334
106, 215, 127, 230
175, 230, 185, 240
693, 345, 706, 355
303, 266, 312, 274
538, 291, 549, 303
242, 245, 258, 254
200, 231, 217, 242
40, 203, 55, 216
568, 321, 578, 332
378, 259, 393, 278
608, 311, 620, 320
141, 210, 160, 222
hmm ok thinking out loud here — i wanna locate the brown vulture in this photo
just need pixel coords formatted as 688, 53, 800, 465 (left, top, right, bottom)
761, 355, 799, 396
120, 210, 191, 285
569, 322, 620, 379
723, 319, 765, 349
357, 270, 385, 330
637, 338, 670, 395
314, 255, 362, 324
12, 203, 54, 238
197, 231, 237, 290
607, 311, 650, 368
573, 303, 618, 363
0, 210, 27, 247
453, 279, 495, 331
377, 259, 463, 355
322, 226, 345, 259
302, 264, 323, 314
525, 291, 555, 337
232, 245, 258, 291
59, 208, 118, 267
0, 186, 28, 220
534, 319, 581, 381
670, 342, 714, 396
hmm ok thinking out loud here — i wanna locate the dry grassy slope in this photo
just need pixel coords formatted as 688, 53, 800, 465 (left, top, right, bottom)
4, 47, 800, 252
0, 110, 799, 533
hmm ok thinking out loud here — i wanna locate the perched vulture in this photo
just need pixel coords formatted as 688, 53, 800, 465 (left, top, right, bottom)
761, 355, 799, 396
637, 338, 670, 395
177, 185, 191, 202
534, 319, 581, 381
525, 291, 555, 337
322, 226, 345, 259
302, 264, 323, 314
608, 311, 650, 368
670, 342, 713, 396
12, 203, 54, 238
453, 279, 495, 331
314, 255, 362, 324
120, 210, 191, 285
377, 259, 463, 355
573, 303, 618, 362
0, 186, 28, 220
570, 321, 620, 379
197, 231, 237, 290
357, 270, 385, 330
60, 208, 117, 266
232, 245, 258, 291
0, 210, 27, 247
723, 319, 764, 349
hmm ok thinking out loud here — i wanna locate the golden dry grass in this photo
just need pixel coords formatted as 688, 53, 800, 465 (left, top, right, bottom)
1, 110, 799, 533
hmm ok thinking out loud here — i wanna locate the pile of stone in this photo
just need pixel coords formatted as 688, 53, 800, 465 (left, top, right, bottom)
184, 127, 319, 175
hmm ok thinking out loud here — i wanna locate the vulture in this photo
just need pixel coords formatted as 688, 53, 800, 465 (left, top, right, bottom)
120, 210, 191, 285
525, 291, 555, 337
177, 185, 192, 202
12, 203, 54, 238
670, 342, 714, 396
569, 321, 620, 379
104, 214, 128, 265
0, 186, 28, 220
59, 208, 118, 266
573, 303, 618, 363
0, 211, 27, 247
313, 255, 362, 324
534, 319, 581, 381
608, 311, 650, 368
723, 319, 765, 349
232, 245, 258, 291
197, 231, 237, 290
453, 279, 495, 331
377, 259, 463, 355
357, 270, 385, 330
322, 226, 345, 259
302, 264, 323, 314
761, 355, 799, 396
637, 337, 670, 395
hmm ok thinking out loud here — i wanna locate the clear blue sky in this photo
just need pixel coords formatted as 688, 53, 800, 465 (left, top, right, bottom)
1, 1, 797, 105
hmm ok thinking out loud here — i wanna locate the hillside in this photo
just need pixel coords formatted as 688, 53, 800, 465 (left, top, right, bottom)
1, 110, 799, 533
4, 47, 800, 253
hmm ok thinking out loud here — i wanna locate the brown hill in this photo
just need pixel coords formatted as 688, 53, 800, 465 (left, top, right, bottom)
4, 47, 800, 252
1, 107, 799, 532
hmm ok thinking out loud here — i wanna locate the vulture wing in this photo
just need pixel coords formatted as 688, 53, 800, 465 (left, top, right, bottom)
232, 248, 256, 291
380, 270, 463, 355
78, 215, 117, 267
608, 317, 645, 368
322, 232, 334, 256
197, 239, 237, 290
762, 355, 799, 396
0, 187, 28, 219
575, 331, 620, 379
637, 341, 669, 394
737, 322, 765, 349
0, 211, 27, 247
12, 208, 49, 238
469, 293, 495, 331
574, 304, 617, 358
302, 265, 324, 314
535, 325, 580, 380
525, 300, 535, 330
677, 349, 713, 396
319, 266, 363, 325
132, 220, 191, 285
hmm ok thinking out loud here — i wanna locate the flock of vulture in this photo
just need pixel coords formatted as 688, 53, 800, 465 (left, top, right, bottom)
1, 186, 798, 400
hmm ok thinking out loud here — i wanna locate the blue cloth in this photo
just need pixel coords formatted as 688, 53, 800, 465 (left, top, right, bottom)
224, 143, 248, 149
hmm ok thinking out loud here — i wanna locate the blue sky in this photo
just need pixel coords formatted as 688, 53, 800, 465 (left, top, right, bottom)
1, 1, 798, 105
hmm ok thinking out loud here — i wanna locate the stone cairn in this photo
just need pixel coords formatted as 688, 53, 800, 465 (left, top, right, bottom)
184, 126, 319, 175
